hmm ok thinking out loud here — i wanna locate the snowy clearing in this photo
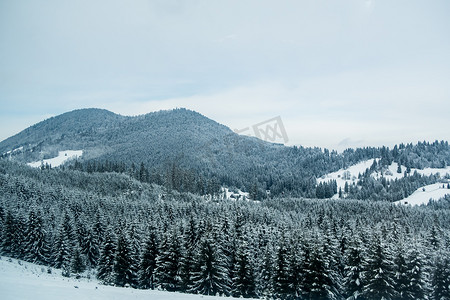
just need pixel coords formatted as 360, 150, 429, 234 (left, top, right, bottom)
371, 162, 450, 181
221, 187, 250, 200
0, 256, 246, 300
27, 150, 83, 168
318, 159, 450, 201
394, 183, 450, 206
317, 159, 376, 192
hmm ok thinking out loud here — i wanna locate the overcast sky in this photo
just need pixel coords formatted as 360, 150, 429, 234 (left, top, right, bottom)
1, 0, 449, 150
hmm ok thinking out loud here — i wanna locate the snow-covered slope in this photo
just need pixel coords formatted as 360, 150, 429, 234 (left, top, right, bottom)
0, 256, 248, 300
318, 159, 450, 202
395, 183, 450, 206
371, 162, 450, 181
27, 150, 83, 168
317, 159, 376, 193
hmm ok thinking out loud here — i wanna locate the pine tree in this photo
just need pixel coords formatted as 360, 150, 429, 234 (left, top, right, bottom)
113, 233, 136, 287
97, 229, 116, 284
53, 224, 72, 269
431, 255, 450, 300
23, 210, 50, 264
404, 246, 427, 300
139, 229, 159, 289
155, 230, 183, 291
232, 240, 256, 298
306, 242, 340, 300
189, 235, 230, 296
82, 228, 100, 268
362, 234, 396, 300
344, 238, 365, 300
273, 237, 292, 299
71, 247, 86, 274
393, 248, 409, 300
1, 211, 20, 258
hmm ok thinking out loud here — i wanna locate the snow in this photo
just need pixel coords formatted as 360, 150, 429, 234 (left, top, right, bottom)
372, 162, 450, 181
317, 159, 376, 193
27, 150, 83, 168
395, 183, 450, 206
221, 187, 250, 201
4, 146, 23, 156
0, 256, 246, 300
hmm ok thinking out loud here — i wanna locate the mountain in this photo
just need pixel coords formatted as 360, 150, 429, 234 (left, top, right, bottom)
1, 108, 450, 199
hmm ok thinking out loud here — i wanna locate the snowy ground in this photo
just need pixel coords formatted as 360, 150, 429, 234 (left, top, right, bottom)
317, 159, 376, 194
317, 159, 450, 203
0, 256, 243, 300
221, 187, 250, 200
394, 183, 450, 206
27, 150, 83, 168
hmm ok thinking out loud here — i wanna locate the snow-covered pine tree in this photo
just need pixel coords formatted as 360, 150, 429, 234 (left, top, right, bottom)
53, 223, 72, 269
71, 247, 86, 274
113, 233, 136, 287
257, 244, 275, 298
431, 254, 450, 300
231, 239, 256, 298
155, 229, 183, 291
97, 229, 116, 284
82, 228, 100, 268
139, 228, 159, 289
189, 234, 230, 296
343, 237, 365, 300
404, 244, 427, 300
1, 211, 21, 258
307, 241, 340, 300
393, 242, 409, 300
273, 235, 292, 299
362, 233, 396, 300
23, 210, 50, 264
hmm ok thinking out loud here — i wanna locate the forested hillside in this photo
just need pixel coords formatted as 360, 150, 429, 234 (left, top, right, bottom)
1, 109, 450, 200
1, 160, 450, 299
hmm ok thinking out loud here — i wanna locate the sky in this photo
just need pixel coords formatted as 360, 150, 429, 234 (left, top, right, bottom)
1, 0, 449, 150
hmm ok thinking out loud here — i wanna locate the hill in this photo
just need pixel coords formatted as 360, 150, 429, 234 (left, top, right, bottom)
1, 108, 450, 199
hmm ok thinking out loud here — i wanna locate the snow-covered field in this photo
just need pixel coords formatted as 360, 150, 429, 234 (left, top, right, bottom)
0, 256, 240, 300
27, 150, 83, 168
395, 183, 450, 206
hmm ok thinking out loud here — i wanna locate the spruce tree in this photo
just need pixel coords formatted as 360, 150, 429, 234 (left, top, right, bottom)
139, 229, 159, 289
344, 238, 365, 300
53, 224, 72, 269
189, 235, 230, 296
113, 233, 136, 287
97, 229, 116, 284
71, 247, 86, 274
431, 255, 450, 300
232, 240, 256, 298
362, 234, 396, 300
404, 246, 427, 300
23, 210, 50, 264
155, 230, 183, 291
